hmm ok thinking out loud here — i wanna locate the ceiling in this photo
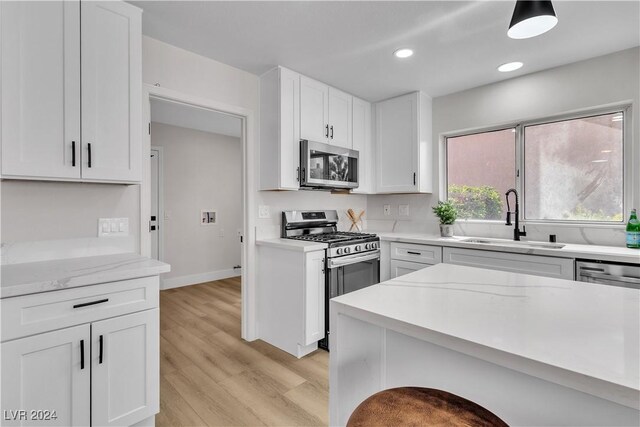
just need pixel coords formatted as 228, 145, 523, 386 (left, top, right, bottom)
133, 1, 640, 102
151, 97, 242, 138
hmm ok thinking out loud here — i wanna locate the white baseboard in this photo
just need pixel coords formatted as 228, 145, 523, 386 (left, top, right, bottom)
161, 268, 242, 290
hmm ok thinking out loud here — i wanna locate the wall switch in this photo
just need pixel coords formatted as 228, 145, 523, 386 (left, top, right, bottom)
383, 205, 391, 216
98, 218, 129, 237
399, 204, 410, 216
258, 205, 270, 219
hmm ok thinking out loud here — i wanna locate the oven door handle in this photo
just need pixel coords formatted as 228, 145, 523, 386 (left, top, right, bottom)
328, 251, 380, 268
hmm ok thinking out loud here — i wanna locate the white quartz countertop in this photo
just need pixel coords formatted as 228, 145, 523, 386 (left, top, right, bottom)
1, 253, 170, 299
256, 238, 327, 252
377, 232, 640, 264
331, 263, 640, 409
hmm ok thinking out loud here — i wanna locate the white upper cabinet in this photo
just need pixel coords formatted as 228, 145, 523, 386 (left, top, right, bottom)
300, 76, 330, 143
0, 0, 141, 183
0, 1, 81, 179
260, 66, 301, 190
374, 91, 432, 193
351, 97, 373, 193
80, 1, 142, 182
328, 88, 353, 148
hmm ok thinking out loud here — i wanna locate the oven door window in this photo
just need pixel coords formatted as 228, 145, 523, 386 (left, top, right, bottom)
329, 258, 380, 297
309, 150, 357, 184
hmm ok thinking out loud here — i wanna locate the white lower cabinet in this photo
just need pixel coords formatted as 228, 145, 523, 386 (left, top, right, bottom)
389, 242, 442, 279
443, 247, 575, 280
0, 279, 159, 427
1, 325, 91, 427
390, 259, 430, 279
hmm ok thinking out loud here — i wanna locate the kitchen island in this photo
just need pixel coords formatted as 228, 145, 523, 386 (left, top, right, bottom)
329, 263, 640, 426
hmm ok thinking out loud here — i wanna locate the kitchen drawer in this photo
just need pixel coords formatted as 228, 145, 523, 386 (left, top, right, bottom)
1, 276, 159, 341
390, 259, 431, 279
390, 242, 442, 265
443, 247, 574, 280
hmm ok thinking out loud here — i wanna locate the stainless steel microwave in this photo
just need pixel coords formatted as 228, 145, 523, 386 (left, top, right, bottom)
300, 140, 359, 190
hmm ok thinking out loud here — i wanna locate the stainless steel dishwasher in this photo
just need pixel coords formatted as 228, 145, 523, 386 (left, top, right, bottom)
576, 260, 640, 289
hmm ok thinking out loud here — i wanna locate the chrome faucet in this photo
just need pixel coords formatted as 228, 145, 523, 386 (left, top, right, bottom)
505, 188, 527, 241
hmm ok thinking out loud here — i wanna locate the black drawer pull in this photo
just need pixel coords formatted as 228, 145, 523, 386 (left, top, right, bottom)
99, 335, 104, 364
72, 141, 76, 167
407, 251, 422, 256
80, 339, 85, 370
73, 298, 109, 309
87, 143, 92, 168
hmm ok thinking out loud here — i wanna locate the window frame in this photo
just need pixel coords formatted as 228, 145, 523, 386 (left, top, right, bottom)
443, 104, 631, 226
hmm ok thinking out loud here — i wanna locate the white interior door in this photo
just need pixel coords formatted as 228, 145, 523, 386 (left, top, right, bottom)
0, 0, 81, 179
0, 324, 90, 427
91, 309, 159, 427
150, 148, 161, 260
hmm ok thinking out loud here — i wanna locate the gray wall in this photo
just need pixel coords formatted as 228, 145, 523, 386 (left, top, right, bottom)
151, 122, 242, 281
367, 47, 639, 246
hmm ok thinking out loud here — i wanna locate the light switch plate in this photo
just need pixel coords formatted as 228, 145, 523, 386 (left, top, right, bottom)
383, 205, 391, 216
258, 205, 270, 219
399, 204, 410, 216
98, 218, 129, 237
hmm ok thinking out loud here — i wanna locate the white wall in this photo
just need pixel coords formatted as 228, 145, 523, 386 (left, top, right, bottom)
151, 122, 242, 286
367, 47, 640, 246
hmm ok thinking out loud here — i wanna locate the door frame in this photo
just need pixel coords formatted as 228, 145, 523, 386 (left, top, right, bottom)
150, 146, 164, 262
140, 84, 257, 341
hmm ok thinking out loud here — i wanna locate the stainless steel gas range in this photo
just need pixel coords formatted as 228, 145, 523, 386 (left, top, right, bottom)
282, 210, 380, 350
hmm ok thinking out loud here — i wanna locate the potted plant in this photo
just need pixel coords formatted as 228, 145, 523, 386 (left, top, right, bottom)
432, 201, 457, 237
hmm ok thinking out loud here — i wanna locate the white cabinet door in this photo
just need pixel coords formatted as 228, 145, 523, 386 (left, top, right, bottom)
390, 259, 429, 279
1, 324, 90, 427
91, 309, 159, 427
442, 247, 575, 280
300, 76, 329, 143
303, 251, 325, 345
328, 88, 352, 148
375, 93, 419, 193
351, 97, 372, 193
0, 0, 81, 179
81, 1, 141, 182
279, 67, 301, 189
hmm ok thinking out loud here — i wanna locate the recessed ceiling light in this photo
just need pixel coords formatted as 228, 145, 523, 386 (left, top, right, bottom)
601, 150, 613, 153
591, 159, 608, 163
498, 62, 523, 72
508, 0, 558, 39
393, 48, 414, 59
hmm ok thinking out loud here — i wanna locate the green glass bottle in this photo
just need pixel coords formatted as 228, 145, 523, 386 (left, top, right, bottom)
626, 209, 640, 249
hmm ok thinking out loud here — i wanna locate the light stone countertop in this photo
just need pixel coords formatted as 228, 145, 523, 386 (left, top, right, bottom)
377, 232, 640, 264
256, 238, 328, 252
1, 253, 170, 299
331, 263, 640, 410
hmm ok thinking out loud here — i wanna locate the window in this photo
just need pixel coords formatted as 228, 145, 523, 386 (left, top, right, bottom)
446, 128, 516, 220
446, 110, 626, 223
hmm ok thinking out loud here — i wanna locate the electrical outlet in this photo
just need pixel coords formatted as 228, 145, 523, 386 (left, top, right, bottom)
219, 228, 225, 237
383, 205, 391, 216
201, 210, 216, 226
164, 211, 171, 220
399, 204, 410, 216
258, 205, 270, 219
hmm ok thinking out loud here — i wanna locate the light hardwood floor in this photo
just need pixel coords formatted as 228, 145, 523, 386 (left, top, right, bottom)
157, 277, 329, 427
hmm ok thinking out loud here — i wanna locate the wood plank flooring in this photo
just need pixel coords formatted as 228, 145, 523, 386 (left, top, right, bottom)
157, 277, 329, 427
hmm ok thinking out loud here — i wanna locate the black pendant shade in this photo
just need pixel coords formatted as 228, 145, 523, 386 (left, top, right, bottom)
508, 0, 558, 39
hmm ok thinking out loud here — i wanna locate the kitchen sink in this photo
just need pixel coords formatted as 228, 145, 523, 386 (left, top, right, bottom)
460, 237, 566, 249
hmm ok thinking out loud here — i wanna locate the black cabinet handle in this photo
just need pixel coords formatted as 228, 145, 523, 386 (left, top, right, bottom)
87, 143, 92, 168
301, 168, 306, 182
80, 340, 85, 370
407, 251, 422, 256
72, 141, 76, 167
330, 126, 334, 139
297, 167, 300, 182
73, 298, 109, 309
413, 172, 416, 185
99, 335, 103, 364
325, 124, 329, 138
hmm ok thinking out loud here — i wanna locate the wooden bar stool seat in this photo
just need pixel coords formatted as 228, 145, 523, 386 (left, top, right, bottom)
347, 387, 508, 427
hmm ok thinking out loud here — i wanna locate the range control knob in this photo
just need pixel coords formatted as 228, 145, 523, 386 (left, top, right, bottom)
355, 245, 361, 252
344, 247, 351, 254
337, 248, 343, 255
371, 242, 378, 249
365, 243, 371, 250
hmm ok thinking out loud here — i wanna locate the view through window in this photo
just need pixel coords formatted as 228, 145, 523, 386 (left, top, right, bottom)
446, 111, 625, 222
446, 128, 516, 220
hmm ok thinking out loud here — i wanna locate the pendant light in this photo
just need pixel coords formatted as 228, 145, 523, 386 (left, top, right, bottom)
508, 0, 558, 39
